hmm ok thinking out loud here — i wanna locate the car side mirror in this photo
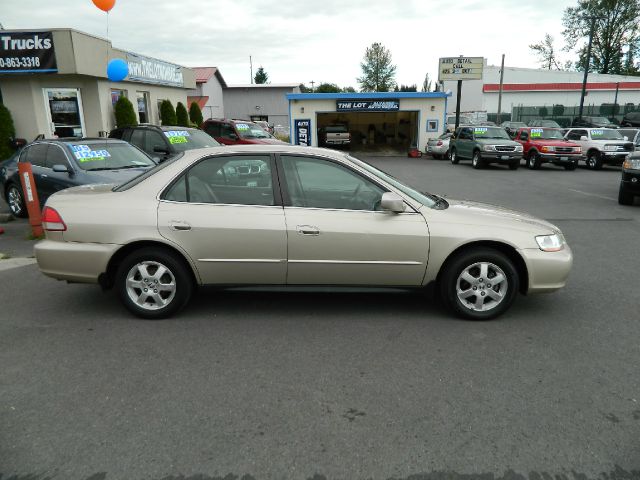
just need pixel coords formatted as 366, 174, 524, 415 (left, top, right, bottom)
380, 192, 405, 213
153, 146, 170, 155
624, 136, 629, 141
52, 164, 70, 173
580, 136, 588, 141
10, 138, 27, 149
228, 133, 239, 141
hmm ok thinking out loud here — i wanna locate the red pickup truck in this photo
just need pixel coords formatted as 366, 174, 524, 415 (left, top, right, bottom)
514, 127, 583, 170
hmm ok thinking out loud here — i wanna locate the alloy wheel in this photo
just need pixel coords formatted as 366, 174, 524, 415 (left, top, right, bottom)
125, 261, 177, 311
7, 186, 24, 217
456, 261, 508, 312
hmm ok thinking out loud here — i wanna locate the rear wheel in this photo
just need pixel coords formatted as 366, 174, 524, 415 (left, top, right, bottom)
586, 151, 603, 170
508, 159, 520, 170
7, 184, 27, 218
618, 183, 635, 205
439, 248, 519, 320
450, 148, 459, 164
472, 150, 483, 169
116, 248, 194, 319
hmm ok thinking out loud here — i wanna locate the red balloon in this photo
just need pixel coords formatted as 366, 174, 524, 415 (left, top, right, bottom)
92, 0, 116, 12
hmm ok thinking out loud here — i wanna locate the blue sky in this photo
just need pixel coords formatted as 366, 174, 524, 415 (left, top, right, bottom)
1, 0, 578, 88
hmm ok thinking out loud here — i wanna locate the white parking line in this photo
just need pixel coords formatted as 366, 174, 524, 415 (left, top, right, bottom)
568, 189, 617, 201
0, 258, 37, 272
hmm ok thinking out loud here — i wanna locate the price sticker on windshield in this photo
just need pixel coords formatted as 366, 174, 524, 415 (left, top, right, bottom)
168, 136, 188, 144
164, 130, 190, 138
592, 129, 604, 136
531, 128, 543, 138
70, 145, 111, 161
474, 127, 488, 134
235, 123, 250, 130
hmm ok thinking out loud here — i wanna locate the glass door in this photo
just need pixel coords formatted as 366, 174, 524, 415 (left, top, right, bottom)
43, 88, 86, 138
136, 91, 150, 123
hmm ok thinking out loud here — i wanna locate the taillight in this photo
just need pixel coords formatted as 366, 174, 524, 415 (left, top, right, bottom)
436, 141, 443, 146
42, 206, 67, 231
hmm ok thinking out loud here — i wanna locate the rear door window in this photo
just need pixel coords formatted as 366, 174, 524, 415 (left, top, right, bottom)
24, 144, 48, 167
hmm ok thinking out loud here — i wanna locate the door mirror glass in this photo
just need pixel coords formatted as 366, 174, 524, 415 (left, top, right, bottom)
380, 192, 405, 213
52, 164, 69, 173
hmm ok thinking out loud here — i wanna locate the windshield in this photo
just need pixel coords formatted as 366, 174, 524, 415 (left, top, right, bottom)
590, 129, 624, 140
529, 128, 564, 140
67, 142, 156, 171
508, 122, 527, 128
346, 155, 436, 208
235, 122, 273, 139
473, 127, 510, 140
163, 129, 220, 152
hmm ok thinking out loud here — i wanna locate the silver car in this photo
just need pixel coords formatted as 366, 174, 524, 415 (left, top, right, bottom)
35, 145, 573, 321
426, 133, 452, 159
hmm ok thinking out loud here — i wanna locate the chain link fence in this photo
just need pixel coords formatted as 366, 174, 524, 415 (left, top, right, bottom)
509, 103, 637, 127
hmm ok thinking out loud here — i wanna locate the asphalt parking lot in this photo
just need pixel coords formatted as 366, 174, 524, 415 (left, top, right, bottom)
1, 155, 639, 480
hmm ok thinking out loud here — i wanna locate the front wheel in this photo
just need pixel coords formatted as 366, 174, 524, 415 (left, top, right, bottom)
7, 184, 27, 218
527, 151, 541, 170
586, 151, 603, 170
472, 151, 483, 169
450, 148, 459, 164
439, 248, 519, 320
618, 183, 635, 205
116, 248, 194, 319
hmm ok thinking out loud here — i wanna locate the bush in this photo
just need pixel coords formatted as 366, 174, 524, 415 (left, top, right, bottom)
539, 106, 549, 117
160, 100, 177, 126
189, 101, 203, 127
176, 102, 189, 127
552, 104, 565, 116
114, 97, 138, 128
0, 103, 16, 161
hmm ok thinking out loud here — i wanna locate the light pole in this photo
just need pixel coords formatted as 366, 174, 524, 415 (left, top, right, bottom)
578, 12, 601, 120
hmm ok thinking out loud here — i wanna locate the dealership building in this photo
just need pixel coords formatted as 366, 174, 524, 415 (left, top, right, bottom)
0, 28, 196, 141
287, 92, 450, 151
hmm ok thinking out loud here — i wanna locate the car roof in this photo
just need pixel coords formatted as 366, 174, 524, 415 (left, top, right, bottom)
28, 138, 130, 146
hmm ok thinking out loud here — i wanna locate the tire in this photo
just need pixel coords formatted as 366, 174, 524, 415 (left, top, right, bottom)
444, 149, 450, 160
439, 248, 520, 321
116, 247, 194, 319
450, 148, 459, 164
433, 153, 441, 160
472, 150, 483, 169
508, 160, 520, 170
618, 183, 634, 205
6, 184, 27, 218
586, 151, 603, 170
527, 151, 540, 170
564, 161, 577, 171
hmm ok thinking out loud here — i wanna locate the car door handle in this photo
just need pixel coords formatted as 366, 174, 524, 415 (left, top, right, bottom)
170, 221, 191, 231
296, 225, 320, 236
40, 174, 48, 178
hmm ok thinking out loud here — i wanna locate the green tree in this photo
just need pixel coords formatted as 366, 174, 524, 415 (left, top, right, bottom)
530, 34, 562, 70
540, 106, 549, 117
563, 0, 640, 75
343, 86, 357, 93
552, 104, 565, 116
176, 102, 189, 127
254, 66, 269, 84
315, 83, 342, 93
189, 101, 204, 127
357, 42, 397, 92
421, 74, 433, 92
160, 100, 177, 126
114, 96, 138, 128
0, 103, 16, 161
298, 83, 312, 93
398, 84, 417, 92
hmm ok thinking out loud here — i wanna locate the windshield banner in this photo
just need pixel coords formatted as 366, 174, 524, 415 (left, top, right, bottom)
295, 119, 311, 146
0, 31, 57, 74
336, 99, 400, 112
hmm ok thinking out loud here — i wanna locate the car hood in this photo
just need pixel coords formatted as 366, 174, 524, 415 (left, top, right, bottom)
422, 198, 560, 234
474, 138, 519, 146
529, 139, 578, 147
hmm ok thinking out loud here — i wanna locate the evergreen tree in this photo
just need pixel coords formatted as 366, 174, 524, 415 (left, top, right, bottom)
160, 100, 177, 126
254, 67, 269, 84
189, 101, 204, 127
0, 103, 16, 161
114, 96, 138, 128
357, 42, 397, 92
176, 102, 189, 127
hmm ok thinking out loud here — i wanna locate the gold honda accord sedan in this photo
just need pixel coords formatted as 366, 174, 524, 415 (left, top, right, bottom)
35, 145, 572, 320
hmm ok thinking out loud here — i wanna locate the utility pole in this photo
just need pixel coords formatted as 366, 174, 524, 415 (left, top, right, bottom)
496, 54, 505, 125
250, 56, 253, 84
310, 80, 315, 93
613, 82, 620, 118
578, 15, 597, 120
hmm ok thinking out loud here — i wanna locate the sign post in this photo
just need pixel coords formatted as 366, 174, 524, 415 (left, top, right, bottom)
17, 162, 43, 237
438, 56, 484, 130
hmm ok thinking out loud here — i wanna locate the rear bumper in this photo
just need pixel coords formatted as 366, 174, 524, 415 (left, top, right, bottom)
35, 239, 120, 283
520, 245, 573, 294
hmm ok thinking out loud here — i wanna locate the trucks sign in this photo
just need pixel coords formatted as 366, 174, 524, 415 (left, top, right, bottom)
438, 57, 484, 81
0, 31, 57, 74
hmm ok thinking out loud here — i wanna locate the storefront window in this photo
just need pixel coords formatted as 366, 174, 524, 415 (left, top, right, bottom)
44, 88, 85, 138
111, 89, 126, 106
137, 91, 150, 124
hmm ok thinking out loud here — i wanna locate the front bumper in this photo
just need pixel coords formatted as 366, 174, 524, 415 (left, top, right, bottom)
601, 152, 630, 165
520, 244, 573, 294
35, 239, 121, 283
621, 169, 640, 194
480, 152, 522, 163
539, 153, 583, 164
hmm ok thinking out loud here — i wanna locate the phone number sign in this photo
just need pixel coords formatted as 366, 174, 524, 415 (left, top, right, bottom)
0, 31, 57, 74
438, 56, 483, 81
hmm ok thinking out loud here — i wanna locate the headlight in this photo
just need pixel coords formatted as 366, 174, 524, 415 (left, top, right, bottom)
535, 234, 564, 252
604, 145, 617, 151
541, 146, 555, 153
515, 145, 523, 152
574, 147, 582, 153
623, 158, 640, 170
483, 145, 496, 152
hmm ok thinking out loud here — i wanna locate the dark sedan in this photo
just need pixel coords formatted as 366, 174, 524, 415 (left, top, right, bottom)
2, 138, 156, 218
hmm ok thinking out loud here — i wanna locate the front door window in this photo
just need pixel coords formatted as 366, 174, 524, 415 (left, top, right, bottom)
44, 88, 85, 138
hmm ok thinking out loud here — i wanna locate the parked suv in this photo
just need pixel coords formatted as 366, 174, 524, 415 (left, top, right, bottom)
571, 116, 618, 128
617, 128, 640, 151
618, 152, 640, 205
620, 111, 640, 127
514, 128, 583, 170
449, 126, 523, 169
201, 119, 288, 145
2, 138, 156, 217
109, 125, 219, 162
564, 128, 633, 169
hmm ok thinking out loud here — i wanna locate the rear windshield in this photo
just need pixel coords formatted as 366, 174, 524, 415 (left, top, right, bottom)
529, 128, 564, 140
163, 129, 220, 152
67, 142, 155, 171
325, 125, 349, 133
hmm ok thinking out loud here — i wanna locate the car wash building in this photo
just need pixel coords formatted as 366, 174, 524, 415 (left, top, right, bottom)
0, 28, 196, 141
286, 92, 450, 152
